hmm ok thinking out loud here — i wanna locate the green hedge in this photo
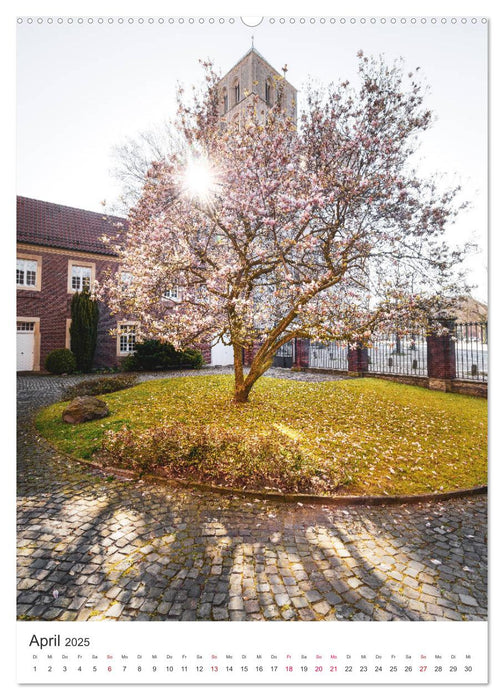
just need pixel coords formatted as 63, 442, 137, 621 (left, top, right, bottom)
121, 339, 203, 371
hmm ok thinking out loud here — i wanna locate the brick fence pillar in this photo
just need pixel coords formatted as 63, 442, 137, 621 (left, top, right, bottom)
347, 343, 369, 376
243, 341, 261, 366
199, 342, 212, 365
293, 338, 310, 368
427, 318, 456, 391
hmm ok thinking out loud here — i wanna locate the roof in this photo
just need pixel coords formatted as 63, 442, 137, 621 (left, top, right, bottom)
17, 196, 126, 256
222, 47, 297, 93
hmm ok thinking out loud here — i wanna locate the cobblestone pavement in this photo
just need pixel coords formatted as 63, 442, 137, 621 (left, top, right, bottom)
17, 370, 487, 622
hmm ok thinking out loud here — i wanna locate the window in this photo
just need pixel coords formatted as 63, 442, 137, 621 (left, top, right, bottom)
234, 81, 240, 105
195, 283, 208, 301
162, 286, 180, 301
67, 260, 95, 294
71, 265, 92, 292
118, 323, 137, 355
121, 271, 134, 289
16, 256, 41, 290
265, 80, 272, 105
17, 321, 35, 332
16, 259, 37, 287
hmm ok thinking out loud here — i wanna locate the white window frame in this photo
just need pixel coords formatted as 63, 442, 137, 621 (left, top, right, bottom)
67, 260, 95, 294
16, 255, 42, 291
162, 285, 180, 302
71, 265, 92, 292
121, 271, 134, 287
17, 321, 35, 332
117, 322, 138, 356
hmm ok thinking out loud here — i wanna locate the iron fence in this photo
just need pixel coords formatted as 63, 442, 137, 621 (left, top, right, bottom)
367, 331, 428, 377
273, 340, 294, 368
309, 340, 348, 371
454, 322, 488, 382
305, 322, 488, 383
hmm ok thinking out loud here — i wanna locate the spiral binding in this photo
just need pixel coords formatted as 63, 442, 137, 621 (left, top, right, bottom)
16, 17, 488, 25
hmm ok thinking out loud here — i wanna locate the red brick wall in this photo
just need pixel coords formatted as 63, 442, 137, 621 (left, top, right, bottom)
199, 343, 212, 365
94, 300, 120, 368
347, 344, 369, 374
426, 323, 456, 380
243, 341, 262, 366
17, 246, 215, 371
294, 338, 310, 368
17, 247, 119, 370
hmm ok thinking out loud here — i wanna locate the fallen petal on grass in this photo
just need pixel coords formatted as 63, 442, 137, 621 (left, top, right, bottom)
35, 375, 487, 497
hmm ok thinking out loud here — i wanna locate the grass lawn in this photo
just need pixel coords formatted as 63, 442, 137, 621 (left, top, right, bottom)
35, 375, 487, 497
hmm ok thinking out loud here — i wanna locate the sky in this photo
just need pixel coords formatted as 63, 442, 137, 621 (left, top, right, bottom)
16, 16, 488, 300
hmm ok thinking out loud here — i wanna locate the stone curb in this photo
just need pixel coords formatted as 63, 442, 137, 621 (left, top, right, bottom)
96, 466, 488, 505
41, 432, 487, 507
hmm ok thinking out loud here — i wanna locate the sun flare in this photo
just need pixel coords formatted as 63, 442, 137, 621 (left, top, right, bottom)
182, 157, 215, 200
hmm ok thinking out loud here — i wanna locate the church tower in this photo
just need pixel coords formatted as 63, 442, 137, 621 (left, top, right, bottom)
218, 47, 297, 124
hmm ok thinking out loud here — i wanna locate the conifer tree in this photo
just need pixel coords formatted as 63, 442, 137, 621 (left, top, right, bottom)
70, 291, 99, 372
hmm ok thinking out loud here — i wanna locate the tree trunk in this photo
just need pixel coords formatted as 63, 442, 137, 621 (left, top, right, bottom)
233, 344, 274, 403
233, 343, 248, 403
234, 383, 253, 403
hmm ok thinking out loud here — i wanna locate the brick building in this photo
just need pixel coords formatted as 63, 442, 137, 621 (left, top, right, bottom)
16, 196, 129, 372
16, 196, 216, 372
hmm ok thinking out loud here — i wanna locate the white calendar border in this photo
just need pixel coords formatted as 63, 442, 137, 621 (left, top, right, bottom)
17, 619, 489, 685
6, 0, 501, 696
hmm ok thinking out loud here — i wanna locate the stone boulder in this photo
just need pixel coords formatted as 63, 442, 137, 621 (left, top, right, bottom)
62, 396, 110, 424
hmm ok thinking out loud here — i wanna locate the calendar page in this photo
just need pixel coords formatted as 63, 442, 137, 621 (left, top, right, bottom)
14, 7, 489, 690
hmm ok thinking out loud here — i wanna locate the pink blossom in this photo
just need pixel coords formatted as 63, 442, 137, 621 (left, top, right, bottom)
101, 54, 469, 402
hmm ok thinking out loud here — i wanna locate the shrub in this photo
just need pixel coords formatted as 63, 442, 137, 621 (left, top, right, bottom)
181, 348, 204, 369
125, 339, 204, 371
70, 291, 99, 372
45, 349, 77, 375
62, 374, 138, 400
120, 355, 138, 372
99, 423, 326, 494
131, 339, 177, 370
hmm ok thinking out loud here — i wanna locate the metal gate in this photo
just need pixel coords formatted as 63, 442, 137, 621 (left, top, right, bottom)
273, 340, 294, 368
309, 341, 348, 371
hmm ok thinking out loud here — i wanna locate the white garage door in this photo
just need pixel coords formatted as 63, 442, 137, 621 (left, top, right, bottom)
17, 322, 35, 371
210, 337, 234, 366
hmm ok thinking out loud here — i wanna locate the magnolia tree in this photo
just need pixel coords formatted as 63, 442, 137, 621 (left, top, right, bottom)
103, 54, 469, 403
